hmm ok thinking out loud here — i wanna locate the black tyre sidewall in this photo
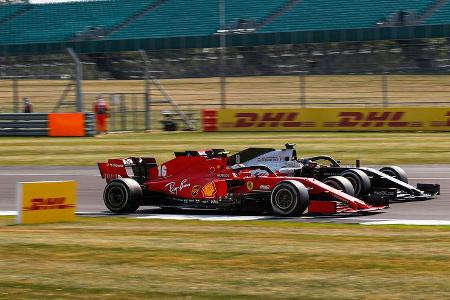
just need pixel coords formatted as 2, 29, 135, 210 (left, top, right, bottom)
323, 176, 355, 196
380, 166, 408, 183
341, 169, 371, 197
270, 181, 309, 217
104, 179, 141, 213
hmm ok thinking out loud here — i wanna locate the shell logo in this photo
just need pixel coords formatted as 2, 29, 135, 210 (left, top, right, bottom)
202, 182, 217, 198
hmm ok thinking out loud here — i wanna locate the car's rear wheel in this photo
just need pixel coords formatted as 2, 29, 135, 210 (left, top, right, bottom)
323, 176, 355, 196
380, 166, 408, 183
270, 180, 309, 217
341, 169, 371, 197
104, 178, 142, 213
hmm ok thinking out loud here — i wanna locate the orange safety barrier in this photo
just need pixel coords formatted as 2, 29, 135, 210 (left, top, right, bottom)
48, 113, 86, 137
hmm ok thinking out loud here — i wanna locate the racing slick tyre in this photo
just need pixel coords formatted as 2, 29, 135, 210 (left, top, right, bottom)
341, 169, 371, 197
379, 166, 408, 183
103, 178, 142, 213
270, 180, 309, 217
323, 176, 355, 196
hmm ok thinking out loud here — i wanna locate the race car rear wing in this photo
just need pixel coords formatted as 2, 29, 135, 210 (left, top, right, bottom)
98, 159, 129, 182
98, 157, 157, 183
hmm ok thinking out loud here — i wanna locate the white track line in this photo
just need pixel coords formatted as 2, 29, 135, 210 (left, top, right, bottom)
0, 211, 17, 216
409, 178, 450, 180
362, 219, 450, 226
135, 215, 271, 221
3, 211, 450, 225
2, 211, 105, 216
0, 211, 271, 221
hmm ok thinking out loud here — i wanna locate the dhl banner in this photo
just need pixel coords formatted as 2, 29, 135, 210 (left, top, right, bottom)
214, 108, 450, 131
16, 181, 77, 224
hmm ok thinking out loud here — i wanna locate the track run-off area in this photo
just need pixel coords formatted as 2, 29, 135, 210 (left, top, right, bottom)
0, 165, 449, 225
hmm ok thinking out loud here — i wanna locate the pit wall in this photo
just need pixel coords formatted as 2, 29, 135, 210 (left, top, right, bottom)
202, 108, 450, 132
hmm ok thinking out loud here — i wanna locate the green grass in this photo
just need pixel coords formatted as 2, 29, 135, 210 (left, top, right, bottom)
1, 217, 450, 299
0, 131, 449, 166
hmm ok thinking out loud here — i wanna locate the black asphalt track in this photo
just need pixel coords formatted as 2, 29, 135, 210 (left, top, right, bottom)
0, 165, 448, 224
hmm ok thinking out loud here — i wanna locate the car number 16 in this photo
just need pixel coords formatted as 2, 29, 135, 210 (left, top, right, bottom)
158, 165, 167, 177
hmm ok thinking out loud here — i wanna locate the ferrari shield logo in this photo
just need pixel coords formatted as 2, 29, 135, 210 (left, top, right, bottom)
191, 185, 201, 197
246, 181, 254, 191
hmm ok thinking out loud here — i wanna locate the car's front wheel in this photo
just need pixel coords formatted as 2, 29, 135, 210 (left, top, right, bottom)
103, 178, 142, 213
270, 180, 309, 217
380, 166, 408, 183
323, 176, 355, 196
341, 169, 371, 197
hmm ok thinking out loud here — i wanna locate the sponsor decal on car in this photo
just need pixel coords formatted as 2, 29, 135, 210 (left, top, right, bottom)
246, 181, 254, 191
257, 156, 282, 162
166, 179, 191, 195
108, 163, 124, 168
323, 172, 340, 176
259, 185, 270, 190
191, 185, 201, 197
122, 158, 134, 165
202, 182, 217, 198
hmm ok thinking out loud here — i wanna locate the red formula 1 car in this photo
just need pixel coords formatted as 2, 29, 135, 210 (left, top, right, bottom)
97, 149, 386, 216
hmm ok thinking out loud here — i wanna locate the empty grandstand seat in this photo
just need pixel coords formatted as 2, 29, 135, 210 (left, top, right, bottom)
0, 3, 26, 22
0, 0, 156, 45
425, 1, 450, 25
108, 0, 218, 39
259, 0, 436, 33
0, 0, 445, 45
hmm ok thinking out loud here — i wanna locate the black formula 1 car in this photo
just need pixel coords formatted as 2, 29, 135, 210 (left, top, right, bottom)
229, 144, 440, 202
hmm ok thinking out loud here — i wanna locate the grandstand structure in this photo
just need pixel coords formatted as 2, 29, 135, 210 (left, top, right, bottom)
1, 0, 450, 53
1, 0, 450, 130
